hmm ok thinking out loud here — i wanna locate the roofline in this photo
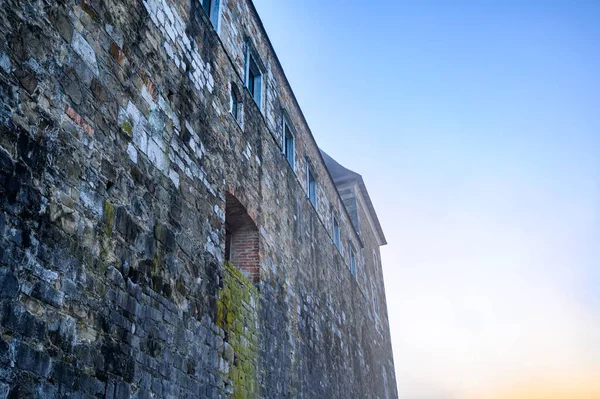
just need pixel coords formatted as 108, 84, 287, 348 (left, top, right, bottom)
319, 150, 387, 246
245, 0, 365, 249
334, 177, 387, 247
356, 178, 387, 246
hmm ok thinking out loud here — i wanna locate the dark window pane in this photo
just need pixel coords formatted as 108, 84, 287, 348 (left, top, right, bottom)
230, 89, 238, 118
203, 0, 212, 15
308, 170, 316, 205
284, 126, 293, 158
286, 136, 294, 165
333, 217, 340, 249
248, 69, 255, 95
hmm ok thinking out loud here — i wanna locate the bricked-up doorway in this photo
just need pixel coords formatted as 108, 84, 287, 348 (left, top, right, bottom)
225, 192, 260, 283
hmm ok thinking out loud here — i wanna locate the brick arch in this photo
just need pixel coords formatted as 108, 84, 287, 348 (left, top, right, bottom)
225, 192, 260, 283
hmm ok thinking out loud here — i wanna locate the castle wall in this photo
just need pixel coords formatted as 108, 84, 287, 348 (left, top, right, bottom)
0, 0, 397, 397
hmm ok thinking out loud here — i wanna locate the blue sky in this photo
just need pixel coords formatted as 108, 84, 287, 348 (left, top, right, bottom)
252, 1, 600, 397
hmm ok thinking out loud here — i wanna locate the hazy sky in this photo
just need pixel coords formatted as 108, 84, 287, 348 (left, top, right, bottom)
251, 1, 600, 398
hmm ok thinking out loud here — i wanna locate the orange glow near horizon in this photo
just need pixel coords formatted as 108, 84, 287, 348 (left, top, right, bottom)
470, 371, 600, 399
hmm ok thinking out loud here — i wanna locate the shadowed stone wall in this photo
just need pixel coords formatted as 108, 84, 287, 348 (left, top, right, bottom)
0, 0, 398, 397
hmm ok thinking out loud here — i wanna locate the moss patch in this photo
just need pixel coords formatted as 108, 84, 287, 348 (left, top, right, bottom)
217, 262, 260, 399
103, 200, 115, 236
120, 119, 133, 137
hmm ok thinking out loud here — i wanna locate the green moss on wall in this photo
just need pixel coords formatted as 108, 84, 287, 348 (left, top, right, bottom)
103, 200, 115, 236
120, 120, 133, 137
217, 262, 260, 399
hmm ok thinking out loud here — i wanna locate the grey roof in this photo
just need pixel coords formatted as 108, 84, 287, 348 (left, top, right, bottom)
320, 150, 387, 246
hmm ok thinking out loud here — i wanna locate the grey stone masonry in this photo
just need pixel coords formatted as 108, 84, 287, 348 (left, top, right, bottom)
0, 0, 398, 398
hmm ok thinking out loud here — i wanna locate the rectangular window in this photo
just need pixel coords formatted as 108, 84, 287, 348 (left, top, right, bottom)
333, 216, 341, 251
283, 118, 295, 167
306, 159, 316, 206
373, 289, 379, 315
201, 0, 219, 28
245, 48, 263, 109
350, 246, 357, 278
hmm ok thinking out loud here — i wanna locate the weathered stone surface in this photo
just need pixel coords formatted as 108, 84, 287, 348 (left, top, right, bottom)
0, 270, 18, 299
14, 341, 52, 377
0, 341, 9, 366
1, 303, 47, 341
31, 281, 64, 308
0, 54, 10, 74
0, 0, 397, 397
71, 30, 99, 76
0, 382, 8, 399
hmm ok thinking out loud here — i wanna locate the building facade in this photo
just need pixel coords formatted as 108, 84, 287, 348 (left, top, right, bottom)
0, 0, 397, 397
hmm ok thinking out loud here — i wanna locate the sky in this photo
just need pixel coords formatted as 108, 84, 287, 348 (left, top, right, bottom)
251, 1, 600, 398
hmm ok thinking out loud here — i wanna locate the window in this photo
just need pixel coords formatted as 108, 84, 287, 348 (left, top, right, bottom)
230, 84, 241, 124
201, 0, 220, 28
283, 117, 295, 167
333, 216, 341, 251
306, 159, 316, 206
373, 286, 379, 315
245, 44, 263, 109
350, 246, 357, 278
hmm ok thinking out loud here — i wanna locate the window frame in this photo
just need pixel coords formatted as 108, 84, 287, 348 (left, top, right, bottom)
229, 83, 243, 127
305, 158, 317, 207
282, 113, 295, 168
230, 85, 239, 120
333, 216, 341, 252
201, 0, 220, 29
244, 41, 265, 110
350, 245, 357, 278
373, 284, 380, 315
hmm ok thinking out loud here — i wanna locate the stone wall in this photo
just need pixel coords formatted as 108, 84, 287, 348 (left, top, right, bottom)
0, 0, 398, 398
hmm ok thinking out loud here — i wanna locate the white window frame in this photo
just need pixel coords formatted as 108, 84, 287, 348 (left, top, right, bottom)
201, 0, 220, 29
350, 245, 357, 278
282, 113, 295, 169
244, 41, 265, 110
229, 83, 242, 124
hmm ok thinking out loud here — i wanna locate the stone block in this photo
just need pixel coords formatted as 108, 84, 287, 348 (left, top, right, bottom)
146, 138, 168, 172
71, 30, 99, 76
90, 78, 108, 103
79, 373, 105, 397
0, 268, 18, 299
115, 207, 140, 243
1, 302, 46, 340
109, 42, 126, 67
49, 11, 73, 42
31, 281, 64, 308
0, 340, 9, 365
154, 223, 175, 251
15, 340, 52, 377
114, 381, 130, 399
35, 382, 58, 398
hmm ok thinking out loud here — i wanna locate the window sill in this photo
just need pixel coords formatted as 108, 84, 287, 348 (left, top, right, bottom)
229, 112, 243, 130
306, 195, 317, 213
